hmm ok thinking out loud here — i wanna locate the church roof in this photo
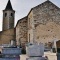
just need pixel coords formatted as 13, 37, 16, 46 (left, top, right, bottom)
5, 0, 13, 10
34, 0, 60, 9
28, 0, 60, 15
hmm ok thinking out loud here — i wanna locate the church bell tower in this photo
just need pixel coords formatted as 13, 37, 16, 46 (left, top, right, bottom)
3, 0, 15, 31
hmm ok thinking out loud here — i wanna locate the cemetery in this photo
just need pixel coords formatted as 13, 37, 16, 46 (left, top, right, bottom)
20, 41, 57, 60
0, 41, 58, 60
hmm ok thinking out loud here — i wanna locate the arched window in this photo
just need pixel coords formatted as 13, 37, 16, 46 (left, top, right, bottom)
11, 13, 13, 16
5, 13, 7, 17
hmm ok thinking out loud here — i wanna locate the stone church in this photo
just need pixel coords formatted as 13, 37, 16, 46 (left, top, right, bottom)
0, 0, 15, 45
0, 0, 60, 48
16, 0, 60, 48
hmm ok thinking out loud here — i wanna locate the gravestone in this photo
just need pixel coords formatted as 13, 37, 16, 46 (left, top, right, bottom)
26, 43, 44, 57
26, 43, 45, 60
0, 47, 21, 60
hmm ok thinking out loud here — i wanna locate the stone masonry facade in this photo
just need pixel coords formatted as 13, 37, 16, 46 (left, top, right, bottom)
16, 0, 60, 47
16, 17, 28, 47
0, 28, 15, 44
33, 1, 60, 44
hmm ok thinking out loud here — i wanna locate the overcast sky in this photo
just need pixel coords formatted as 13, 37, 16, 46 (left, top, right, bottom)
0, 0, 60, 31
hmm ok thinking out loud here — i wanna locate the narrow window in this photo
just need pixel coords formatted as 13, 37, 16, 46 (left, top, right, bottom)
11, 13, 13, 16
19, 38, 21, 47
29, 34, 30, 42
5, 13, 7, 17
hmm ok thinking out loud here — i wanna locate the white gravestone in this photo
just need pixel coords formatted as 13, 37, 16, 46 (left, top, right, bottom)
26, 43, 44, 57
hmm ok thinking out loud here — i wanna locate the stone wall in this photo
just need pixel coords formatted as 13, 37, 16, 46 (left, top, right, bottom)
28, 10, 35, 43
29, 1, 60, 44
16, 17, 28, 46
33, 1, 60, 25
3, 10, 15, 31
35, 22, 60, 44
0, 28, 15, 44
